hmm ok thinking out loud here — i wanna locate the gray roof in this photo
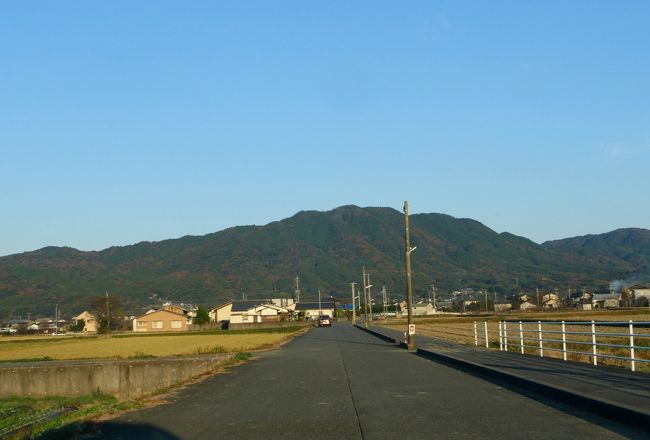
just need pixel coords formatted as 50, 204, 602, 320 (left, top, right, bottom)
231, 300, 272, 312
592, 293, 620, 300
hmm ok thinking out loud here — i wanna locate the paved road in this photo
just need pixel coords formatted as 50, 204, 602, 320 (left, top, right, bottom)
79, 324, 646, 439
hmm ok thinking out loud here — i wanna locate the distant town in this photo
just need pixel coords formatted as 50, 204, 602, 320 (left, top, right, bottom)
3, 285, 649, 336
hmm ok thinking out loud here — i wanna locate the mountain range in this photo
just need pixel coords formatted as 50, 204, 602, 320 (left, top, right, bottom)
1, 205, 648, 318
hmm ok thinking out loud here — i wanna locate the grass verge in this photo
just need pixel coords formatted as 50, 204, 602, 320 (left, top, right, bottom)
1, 350, 256, 439
0, 393, 141, 440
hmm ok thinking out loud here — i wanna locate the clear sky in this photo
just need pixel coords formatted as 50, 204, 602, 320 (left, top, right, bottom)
1, 1, 649, 257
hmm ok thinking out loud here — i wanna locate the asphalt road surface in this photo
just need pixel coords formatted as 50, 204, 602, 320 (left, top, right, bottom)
81, 323, 646, 439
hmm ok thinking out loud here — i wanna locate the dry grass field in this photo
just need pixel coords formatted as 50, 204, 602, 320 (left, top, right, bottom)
381, 309, 650, 370
0, 329, 302, 362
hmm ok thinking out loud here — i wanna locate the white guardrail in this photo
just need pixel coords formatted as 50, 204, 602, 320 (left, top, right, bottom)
472, 320, 650, 372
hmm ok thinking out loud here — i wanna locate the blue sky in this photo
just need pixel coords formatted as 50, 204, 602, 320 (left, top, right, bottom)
1, 1, 649, 256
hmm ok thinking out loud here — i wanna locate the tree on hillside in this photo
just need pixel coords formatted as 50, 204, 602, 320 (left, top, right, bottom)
193, 306, 210, 326
88, 294, 125, 333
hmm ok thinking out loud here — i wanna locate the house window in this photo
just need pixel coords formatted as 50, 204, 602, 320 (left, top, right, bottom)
137, 321, 147, 327
171, 320, 182, 329
242, 314, 249, 321
151, 321, 163, 329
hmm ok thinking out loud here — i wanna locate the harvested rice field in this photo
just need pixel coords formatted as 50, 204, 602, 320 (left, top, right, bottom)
0, 327, 303, 361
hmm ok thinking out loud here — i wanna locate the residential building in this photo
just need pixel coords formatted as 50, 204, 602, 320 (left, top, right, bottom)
294, 301, 336, 320
231, 303, 291, 324
592, 293, 621, 309
132, 308, 189, 332
72, 311, 98, 333
210, 299, 299, 324
631, 286, 650, 307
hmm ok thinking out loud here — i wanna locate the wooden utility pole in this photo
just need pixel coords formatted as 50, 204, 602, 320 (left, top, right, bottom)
366, 270, 373, 322
382, 286, 387, 315
431, 284, 436, 310
362, 267, 369, 328
404, 201, 416, 352
484, 290, 488, 313
318, 289, 322, 315
350, 282, 357, 324
105, 291, 110, 335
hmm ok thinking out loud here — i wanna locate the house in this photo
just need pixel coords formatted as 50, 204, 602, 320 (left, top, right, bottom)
231, 303, 291, 324
209, 301, 264, 323
72, 311, 98, 333
132, 308, 189, 332
210, 299, 299, 324
209, 301, 233, 323
293, 301, 336, 320
270, 298, 295, 308
519, 301, 538, 311
570, 290, 592, 307
494, 303, 513, 313
631, 286, 650, 307
398, 301, 436, 316
542, 293, 562, 309
592, 293, 621, 309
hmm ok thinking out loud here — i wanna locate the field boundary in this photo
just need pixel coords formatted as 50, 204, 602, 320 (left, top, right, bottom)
0, 354, 230, 401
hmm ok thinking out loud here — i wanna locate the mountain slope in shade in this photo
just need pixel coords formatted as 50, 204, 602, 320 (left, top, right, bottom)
0, 206, 642, 317
542, 228, 650, 279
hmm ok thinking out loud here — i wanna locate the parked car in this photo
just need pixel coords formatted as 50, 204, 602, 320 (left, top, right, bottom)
317, 315, 331, 327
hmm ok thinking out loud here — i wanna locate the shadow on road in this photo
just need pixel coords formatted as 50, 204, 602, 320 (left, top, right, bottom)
36, 421, 180, 440
305, 333, 393, 347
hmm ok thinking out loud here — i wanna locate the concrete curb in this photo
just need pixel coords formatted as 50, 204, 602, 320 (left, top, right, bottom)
354, 324, 650, 433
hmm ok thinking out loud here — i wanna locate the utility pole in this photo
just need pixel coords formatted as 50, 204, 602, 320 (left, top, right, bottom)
536, 287, 540, 308
318, 289, 322, 315
366, 270, 373, 322
105, 291, 110, 335
350, 282, 357, 324
362, 267, 369, 328
431, 284, 436, 311
382, 286, 387, 315
484, 290, 488, 313
404, 201, 416, 352
295, 275, 301, 303
54, 304, 58, 335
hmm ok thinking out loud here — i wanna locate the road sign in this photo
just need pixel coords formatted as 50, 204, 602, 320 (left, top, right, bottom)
408, 324, 415, 335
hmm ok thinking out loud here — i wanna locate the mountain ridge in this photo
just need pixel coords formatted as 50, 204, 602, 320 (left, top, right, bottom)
0, 206, 647, 318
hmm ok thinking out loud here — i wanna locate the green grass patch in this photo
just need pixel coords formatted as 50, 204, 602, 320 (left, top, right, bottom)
0, 393, 139, 440
233, 352, 252, 361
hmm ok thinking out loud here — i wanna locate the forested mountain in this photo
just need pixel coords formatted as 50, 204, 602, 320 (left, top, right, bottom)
0, 206, 646, 318
542, 228, 650, 284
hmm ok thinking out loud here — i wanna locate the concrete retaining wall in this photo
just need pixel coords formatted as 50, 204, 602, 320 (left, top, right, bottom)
0, 354, 229, 401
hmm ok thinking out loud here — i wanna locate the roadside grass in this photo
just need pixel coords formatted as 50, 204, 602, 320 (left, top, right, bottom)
0, 349, 257, 439
0, 393, 140, 440
0, 327, 304, 362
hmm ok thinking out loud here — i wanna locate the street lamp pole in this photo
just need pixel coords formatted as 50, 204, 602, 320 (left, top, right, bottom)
404, 201, 416, 352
